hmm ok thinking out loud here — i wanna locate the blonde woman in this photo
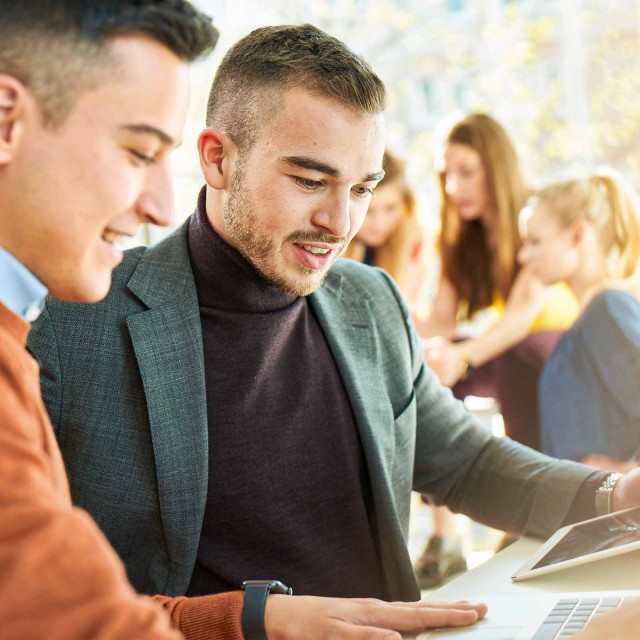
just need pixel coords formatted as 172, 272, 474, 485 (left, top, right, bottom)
415, 114, 579, 588
344, 149, 429, 319
519, 172, 640, 473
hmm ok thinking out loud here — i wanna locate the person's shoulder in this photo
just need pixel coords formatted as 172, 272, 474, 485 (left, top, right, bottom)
576, 288, 640, 354
582, 288, 640, 327
327, 258, 406, 306
330, 258, 396, 290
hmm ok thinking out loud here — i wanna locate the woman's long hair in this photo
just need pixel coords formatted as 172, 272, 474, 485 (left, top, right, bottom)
439, 113, 529, 317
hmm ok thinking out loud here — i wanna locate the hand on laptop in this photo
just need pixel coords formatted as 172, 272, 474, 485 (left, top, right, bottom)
573, 599, 640, 639
265, 595, 487, 639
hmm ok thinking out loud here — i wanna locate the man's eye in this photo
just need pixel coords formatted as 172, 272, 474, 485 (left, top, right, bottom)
353, 186, 373, 198
129, 149, 156, 165
295, 177, 322, 190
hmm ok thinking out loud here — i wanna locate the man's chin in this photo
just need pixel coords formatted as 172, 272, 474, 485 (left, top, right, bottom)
48, 273, 112, 304
265, 268, 329, 298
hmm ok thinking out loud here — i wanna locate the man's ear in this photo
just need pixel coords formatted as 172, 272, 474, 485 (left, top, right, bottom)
0, 75, 28, 166
198, 127, 236, 190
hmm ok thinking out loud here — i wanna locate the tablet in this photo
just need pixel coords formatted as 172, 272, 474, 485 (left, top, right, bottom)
512, 505, 640, 581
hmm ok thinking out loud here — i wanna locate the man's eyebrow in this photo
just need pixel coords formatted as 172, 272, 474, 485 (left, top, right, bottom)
120, 124, 178, 147
281, 156, 385, 183
282, 156, 340, 178
365, 169, 385, 182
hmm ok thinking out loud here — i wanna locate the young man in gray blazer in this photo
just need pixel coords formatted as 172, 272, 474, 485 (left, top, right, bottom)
29, 22, 640, 638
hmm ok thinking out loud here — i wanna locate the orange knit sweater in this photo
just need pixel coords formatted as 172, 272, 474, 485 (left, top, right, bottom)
0, 303, 243, 639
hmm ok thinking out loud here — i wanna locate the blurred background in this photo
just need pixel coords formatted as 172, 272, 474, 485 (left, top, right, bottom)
146, 0, 640, 250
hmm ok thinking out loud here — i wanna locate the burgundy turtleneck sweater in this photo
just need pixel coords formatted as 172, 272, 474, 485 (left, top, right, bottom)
186, 190, 386, 600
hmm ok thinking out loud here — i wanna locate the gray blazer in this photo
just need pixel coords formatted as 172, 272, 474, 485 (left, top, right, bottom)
29, 219, 593, 601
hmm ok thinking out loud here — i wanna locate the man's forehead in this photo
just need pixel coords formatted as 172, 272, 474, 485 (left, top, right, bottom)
256, 91, 385, 179
65, 36, 190, 143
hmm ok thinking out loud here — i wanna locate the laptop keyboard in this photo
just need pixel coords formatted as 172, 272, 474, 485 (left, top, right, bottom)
531, 596, 640, 639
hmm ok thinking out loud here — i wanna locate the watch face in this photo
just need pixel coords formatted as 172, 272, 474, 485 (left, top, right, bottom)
241, 580, 293, 595
270, 580, 293, 595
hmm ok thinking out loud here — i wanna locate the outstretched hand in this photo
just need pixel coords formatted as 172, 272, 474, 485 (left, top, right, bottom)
265, 595, 487, 640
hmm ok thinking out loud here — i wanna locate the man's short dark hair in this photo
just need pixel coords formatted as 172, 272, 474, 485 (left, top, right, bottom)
0, 0, 219, 126
206, 24, 386, 154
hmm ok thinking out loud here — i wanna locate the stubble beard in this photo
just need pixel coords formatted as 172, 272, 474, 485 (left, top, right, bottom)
222, 161, 336, 297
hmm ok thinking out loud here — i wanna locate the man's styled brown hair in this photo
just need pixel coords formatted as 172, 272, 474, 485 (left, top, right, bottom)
0, 0, 219, 126
206, 23, 386, 154
438, 113, 530, 317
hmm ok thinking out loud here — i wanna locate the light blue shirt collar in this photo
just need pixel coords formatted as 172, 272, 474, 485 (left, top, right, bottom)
0, 247, 48, 322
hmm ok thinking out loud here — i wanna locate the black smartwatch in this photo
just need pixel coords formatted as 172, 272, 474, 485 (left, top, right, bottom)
241, 579, 293, 640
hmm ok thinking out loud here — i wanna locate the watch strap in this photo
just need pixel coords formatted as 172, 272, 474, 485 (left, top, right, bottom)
241, 583, 270, 640
595, 472, 624, 517
241, 580, 292, 640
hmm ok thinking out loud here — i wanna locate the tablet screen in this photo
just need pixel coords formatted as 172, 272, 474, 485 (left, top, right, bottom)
532, 506, 640, 570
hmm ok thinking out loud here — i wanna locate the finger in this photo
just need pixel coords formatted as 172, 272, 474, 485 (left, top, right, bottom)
330, 619, 402, 640
413, 606, 481, 628
417, 601, 488, 618
358, 602, 481, 631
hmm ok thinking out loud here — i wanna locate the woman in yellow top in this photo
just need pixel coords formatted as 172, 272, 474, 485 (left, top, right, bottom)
414, 113, 578, 588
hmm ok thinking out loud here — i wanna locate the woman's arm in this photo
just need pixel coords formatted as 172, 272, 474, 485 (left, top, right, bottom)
417, 274, 459, 339
424, 268, 549, 386
457, 267, 548, 365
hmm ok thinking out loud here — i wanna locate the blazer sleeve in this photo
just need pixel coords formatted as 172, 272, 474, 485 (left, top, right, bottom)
373, 270, 595, 539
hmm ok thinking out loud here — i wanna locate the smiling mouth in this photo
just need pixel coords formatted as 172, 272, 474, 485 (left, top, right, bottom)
301, 245, 330, 255
102, 230, 129, 251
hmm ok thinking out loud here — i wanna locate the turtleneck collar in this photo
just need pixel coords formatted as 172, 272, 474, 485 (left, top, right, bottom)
187, 186, 299, 313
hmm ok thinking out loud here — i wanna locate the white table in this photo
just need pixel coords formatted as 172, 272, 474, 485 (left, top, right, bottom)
430, 536, 640, 599
413, 537, 640, 638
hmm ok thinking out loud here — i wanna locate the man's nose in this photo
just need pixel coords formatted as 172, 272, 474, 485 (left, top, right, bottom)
312, 191, 351, 238
134, 164, 175, 228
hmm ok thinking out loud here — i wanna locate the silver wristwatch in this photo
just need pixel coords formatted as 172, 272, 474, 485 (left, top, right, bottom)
595, 472, 624, 517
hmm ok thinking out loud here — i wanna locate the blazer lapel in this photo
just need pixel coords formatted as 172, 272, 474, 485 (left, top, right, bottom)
310, 270, 411, 598
126, 222, 208, 583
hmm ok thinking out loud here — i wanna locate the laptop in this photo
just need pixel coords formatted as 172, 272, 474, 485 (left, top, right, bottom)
416, 508, 640, 639
417, 590, 640, 639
